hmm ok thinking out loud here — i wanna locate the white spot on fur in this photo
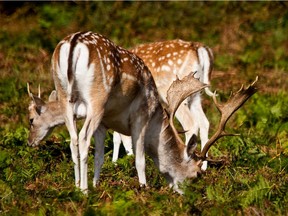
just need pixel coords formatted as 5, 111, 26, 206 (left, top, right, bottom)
161, 65, 170, 72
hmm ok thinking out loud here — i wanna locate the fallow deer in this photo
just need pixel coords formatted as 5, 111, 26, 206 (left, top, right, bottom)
113, 40, 214, 170
27, 31, 257, 194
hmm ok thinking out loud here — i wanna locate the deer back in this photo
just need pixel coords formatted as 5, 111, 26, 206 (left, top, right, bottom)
131, 39, 214, 102
51, 31, 160, 135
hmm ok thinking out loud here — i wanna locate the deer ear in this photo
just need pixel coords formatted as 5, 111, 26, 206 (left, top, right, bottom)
31, 95, 46, 115
48, 90, 57, 102
35, 105, 47, 115
32, 95, 46, 107
186, 134, 198, 157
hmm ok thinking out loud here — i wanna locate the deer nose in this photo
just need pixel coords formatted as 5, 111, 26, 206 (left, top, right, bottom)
27, 140, 33, 146
197, 169, 204, 177
27, 137, 37, 147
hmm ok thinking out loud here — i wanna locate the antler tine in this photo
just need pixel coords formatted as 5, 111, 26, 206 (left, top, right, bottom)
27, 82, 33, 98
199, 76, 258, 159
38, 84, 41, 98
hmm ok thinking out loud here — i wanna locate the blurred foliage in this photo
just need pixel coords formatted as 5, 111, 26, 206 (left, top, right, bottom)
0, 1, 288, 215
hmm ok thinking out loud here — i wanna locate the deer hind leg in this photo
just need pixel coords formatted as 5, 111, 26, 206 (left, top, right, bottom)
112, 131, 122, 163
175, 100, 198, 145
78, 107, 104, 193
189, 93, 209, 170
93, 124, 106, 186
64, 102, 80, 187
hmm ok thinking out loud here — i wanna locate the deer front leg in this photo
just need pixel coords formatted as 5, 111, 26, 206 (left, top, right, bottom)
93, 124, 106, 186
131, 119, 148, 187
65, 103, 80, 188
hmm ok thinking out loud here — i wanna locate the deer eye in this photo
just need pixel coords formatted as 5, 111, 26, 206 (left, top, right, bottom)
29, 118, 34, 125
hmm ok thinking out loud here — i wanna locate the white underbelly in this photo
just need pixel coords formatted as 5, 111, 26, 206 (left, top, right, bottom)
74, 102, 87, 118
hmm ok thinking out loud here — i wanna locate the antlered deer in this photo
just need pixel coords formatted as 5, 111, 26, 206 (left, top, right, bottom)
113, 40, 214, 170
27, 31, 257, 194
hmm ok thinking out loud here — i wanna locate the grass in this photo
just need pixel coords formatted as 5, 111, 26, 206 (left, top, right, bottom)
0, 2, 288, 215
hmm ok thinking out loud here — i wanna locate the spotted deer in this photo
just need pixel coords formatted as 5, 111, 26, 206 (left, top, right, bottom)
27, 31, 257, 194
113, 40, 214, 170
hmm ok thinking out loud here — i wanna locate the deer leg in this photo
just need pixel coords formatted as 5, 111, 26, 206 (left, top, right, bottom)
113, 132, 133, 163
93, 124, 106, 186
131, 118, 148, 187
64, 103, 80, 188
189, 93, 209, 170
120, 134, 133, 156
78, 108, 104, 193
112, 132, 122, 163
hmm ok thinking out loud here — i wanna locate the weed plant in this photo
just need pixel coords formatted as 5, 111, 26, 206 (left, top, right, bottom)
0, 2, 287, 215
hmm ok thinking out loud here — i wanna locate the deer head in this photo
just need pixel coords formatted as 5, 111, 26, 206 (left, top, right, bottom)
166, 74, 258, 170
27, 83, 59, 146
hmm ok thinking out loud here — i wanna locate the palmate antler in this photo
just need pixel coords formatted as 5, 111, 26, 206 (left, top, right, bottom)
166, 73, 209, 136
199, 76, 258, 159
166, 73, 258, 162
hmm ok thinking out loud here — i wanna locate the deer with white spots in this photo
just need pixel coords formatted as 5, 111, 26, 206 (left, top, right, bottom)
113, 40, 214, 170
27, 31, 257, 194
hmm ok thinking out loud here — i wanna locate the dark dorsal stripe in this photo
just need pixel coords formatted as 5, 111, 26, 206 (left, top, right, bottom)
67, 32, 85, 83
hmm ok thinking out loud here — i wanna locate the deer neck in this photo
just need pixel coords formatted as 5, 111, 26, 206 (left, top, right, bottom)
146, 107, 200, 189
46, 101, 66, 127
145, 107, 186, 172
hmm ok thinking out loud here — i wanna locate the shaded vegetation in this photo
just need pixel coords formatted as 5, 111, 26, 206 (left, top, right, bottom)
0, 2, 287, 215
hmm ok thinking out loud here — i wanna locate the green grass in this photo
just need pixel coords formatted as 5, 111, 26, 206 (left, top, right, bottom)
0, 2, 288, 215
